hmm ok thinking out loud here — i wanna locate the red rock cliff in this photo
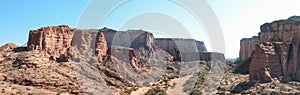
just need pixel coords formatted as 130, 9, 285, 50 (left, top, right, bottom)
249, 16, 300, 82
239, 36, 258, 61
27, 25, 74, 62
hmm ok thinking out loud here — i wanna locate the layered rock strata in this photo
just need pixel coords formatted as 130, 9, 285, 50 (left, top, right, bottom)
27, 25, 74, 62
249, 16, 300, 82
239, 36, 258, 61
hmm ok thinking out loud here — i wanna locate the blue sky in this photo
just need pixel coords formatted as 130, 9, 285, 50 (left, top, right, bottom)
1, 0, 300, 58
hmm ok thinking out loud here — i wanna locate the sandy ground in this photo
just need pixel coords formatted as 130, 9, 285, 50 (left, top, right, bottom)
166, 75, 193, 95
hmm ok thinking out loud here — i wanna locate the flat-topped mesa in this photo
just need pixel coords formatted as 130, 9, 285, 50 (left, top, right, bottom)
259, 16, 300, 43
249, 16, 300, 82
199, 52, 225, 62
27, 25, 74, 62
99, 27, 155, 50
154, 38, 207, 61
239, 36, 258, 61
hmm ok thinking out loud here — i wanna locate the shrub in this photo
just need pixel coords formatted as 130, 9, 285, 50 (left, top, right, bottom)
144, 87, 167, 95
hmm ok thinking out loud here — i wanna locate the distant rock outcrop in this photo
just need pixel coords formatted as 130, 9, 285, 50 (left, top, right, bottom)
27, 25, 74, 62
239, 36, 258, 61
99, 28, 155, 50
154, 38, 207, 61
0, 43, 18, 52
249, 16, 300, 82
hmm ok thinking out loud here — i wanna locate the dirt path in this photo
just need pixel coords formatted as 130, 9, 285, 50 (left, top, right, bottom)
166, 75, 193, 95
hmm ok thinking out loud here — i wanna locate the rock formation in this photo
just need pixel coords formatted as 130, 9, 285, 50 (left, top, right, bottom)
99, 27, 155, 50
27, 25, 74, 62
72, 29, 95, 61
154, 38, 207, 61
108, 46, 140, 73
155, 38, 207, 55
199, 52, 225, 62
249, 16, 300, 82
239, 36, 258, 61
0, 43, 18, 52
0, 25, 229, 94
95, 32, 108, 57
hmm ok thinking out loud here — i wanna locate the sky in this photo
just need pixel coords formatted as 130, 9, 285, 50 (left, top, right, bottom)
1, 0, 300, 58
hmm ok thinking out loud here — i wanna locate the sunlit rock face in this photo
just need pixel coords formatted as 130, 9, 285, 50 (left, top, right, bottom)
249, 16, 300, 82
239, 36, 258, 61
154, 38, 207, 61
27, 25, 74, 62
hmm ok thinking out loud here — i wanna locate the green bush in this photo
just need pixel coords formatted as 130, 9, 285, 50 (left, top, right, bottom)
190, 90, 202, 95
144, 87, 167, 95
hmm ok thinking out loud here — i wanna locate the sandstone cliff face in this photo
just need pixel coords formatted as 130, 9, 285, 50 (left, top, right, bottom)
249, 43, 276, 82
259, 16, 300, 43
72, 29, 98, 63
155, 38, 207, 54
199, 52, 225, 62
108, 46, 140, 72
239, 36, 258, 61
249, 16, 300, 82
99, 28, 155, 50
95, 32, 108, 57
154, 38, 207, 61
27, 25, 74, 62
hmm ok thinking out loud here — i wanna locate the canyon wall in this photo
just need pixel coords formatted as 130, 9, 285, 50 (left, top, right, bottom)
239, 36, 258, 61
27, 25, 74, 62
249, 16, 300, 82
155, 38, 207, 55
154, 38, 208, 61
99, 28, 155, 50
26, 26, 224, 64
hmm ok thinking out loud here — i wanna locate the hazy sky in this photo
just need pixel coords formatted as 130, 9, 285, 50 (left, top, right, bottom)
1, 0, 300, 58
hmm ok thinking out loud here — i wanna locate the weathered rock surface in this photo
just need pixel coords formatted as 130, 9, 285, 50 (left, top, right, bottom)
249, 16, 300, 82
0, 43, 18, 52
13, 51, 54, 68
108, 46, 140, 73
154, 38, 207, 61
0, 51, 84, 94
239, 36, 258, 61
72, 29, 99, 63
100, 28, 155, 50
249, 43, 276, 83
155, 38, 207, 56
259, 16, 300, 43
95, 32, 108, 57
27, 25, 74, 62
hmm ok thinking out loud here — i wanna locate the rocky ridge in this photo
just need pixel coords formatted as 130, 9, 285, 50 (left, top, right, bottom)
0, 25, 228, 94
238, 16, 300, 83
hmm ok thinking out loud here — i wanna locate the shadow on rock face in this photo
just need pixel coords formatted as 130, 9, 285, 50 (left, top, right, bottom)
13, 47, 27, 52
231, 81, 255, 94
